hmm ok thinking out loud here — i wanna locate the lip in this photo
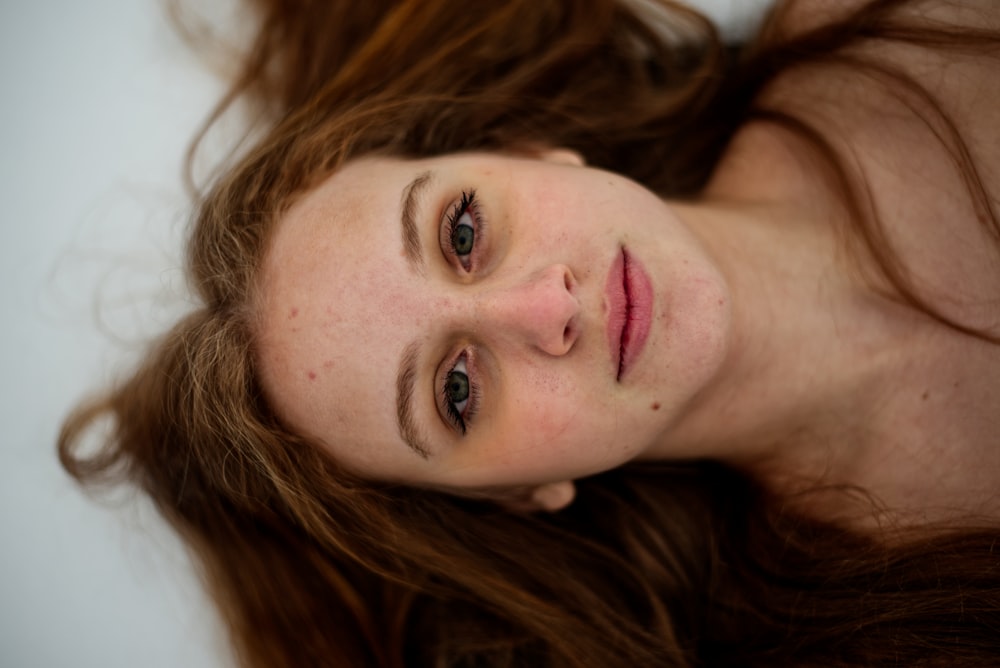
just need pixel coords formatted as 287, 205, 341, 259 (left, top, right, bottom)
605, 247, 653, 380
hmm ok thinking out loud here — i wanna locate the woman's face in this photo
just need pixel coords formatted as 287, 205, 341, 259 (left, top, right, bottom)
257, 151, 730, 505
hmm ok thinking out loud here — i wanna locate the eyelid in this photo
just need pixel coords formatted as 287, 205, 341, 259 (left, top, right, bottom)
439, 189, 485, 273
437, 345, 482, 435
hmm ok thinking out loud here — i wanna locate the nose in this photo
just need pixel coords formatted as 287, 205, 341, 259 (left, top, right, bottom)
475, 264, 580, 356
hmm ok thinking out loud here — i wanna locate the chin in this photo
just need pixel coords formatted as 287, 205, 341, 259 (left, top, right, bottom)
648, 264, 732, 404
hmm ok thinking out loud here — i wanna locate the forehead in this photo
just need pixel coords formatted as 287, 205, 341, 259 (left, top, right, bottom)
255, 156, 427, 474
279, 156, 406, 239
261, 158, 412, 337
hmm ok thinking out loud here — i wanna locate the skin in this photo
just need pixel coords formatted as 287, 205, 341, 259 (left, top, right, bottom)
257, 150, 731, 510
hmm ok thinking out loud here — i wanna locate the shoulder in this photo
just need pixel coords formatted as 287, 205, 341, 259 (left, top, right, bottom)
766, 0, 870, 37
768, 0, 999, 35
749, 0, 1000, 335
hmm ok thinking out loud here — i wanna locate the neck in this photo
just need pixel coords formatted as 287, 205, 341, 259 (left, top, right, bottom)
641, 124, 929, 496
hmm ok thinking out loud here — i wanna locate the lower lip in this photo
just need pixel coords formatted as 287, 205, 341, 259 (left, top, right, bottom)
605, 248, 653, 380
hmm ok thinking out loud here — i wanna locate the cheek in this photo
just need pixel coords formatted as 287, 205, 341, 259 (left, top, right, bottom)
504, 365, 582, 445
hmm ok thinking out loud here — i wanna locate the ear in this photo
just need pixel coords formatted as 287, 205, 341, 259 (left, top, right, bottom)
495, 481, 577, 513
536, 147, 586, 167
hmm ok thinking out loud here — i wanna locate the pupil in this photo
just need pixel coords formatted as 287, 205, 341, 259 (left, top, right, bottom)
446, 371, 469, 403
452, 225, 474, 255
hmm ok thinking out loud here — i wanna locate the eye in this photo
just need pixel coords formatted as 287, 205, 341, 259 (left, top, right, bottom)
451, 214, 474, 256
444, 190, 479, 271
442, 354, 479, 434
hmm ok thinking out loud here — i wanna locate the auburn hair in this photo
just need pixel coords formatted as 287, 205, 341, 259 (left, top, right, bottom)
60, 0, 1000, 666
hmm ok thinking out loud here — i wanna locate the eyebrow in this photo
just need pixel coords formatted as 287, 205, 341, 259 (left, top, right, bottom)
400, 171, 433, 272
396, 340, 432, 459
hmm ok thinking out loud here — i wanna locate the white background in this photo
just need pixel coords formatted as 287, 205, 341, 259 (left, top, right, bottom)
0, 1, 770, 666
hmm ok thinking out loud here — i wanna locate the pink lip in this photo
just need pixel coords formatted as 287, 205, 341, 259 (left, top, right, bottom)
605, 248, 653, 380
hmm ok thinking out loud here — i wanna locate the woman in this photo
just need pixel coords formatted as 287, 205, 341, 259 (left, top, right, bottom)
60, 0, 1000, 665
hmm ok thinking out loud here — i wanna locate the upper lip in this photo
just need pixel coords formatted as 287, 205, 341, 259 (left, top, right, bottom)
618, 249, 633, 379
606, 245, 652, 381
605, 247, 629, 380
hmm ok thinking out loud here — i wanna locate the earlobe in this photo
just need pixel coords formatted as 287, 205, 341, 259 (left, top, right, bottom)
508, 144, 586, 167
487, 481, 577, 513
530, 480, 576, 512
538, 148, 585, 168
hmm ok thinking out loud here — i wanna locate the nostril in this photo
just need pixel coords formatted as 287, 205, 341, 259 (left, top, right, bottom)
564, 269, 575, 293
563, 318, 578, 349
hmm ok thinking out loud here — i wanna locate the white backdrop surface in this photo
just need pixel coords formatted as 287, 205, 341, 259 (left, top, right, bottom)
0, 1, 769, 666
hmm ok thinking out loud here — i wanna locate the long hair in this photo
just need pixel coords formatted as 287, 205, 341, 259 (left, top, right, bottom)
60, 1, 1000, 666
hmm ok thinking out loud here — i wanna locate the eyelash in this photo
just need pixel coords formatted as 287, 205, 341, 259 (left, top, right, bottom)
439, 189, 484, 434
441, 352, 481, 435
443, 189, 482, 271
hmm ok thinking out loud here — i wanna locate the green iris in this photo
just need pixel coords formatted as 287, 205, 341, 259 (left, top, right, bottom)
451, 224, 474, 256
446, 370, 470, 404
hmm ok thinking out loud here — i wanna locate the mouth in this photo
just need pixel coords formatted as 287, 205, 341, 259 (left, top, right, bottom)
605, 247, 653, 380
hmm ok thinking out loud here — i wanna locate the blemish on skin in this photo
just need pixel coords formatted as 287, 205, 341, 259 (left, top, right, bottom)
323, 360, 335, 370
308, 371, 317, 381
921, 391, 929, 401
289, 307, 299, 319
651, 402, 661, 411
